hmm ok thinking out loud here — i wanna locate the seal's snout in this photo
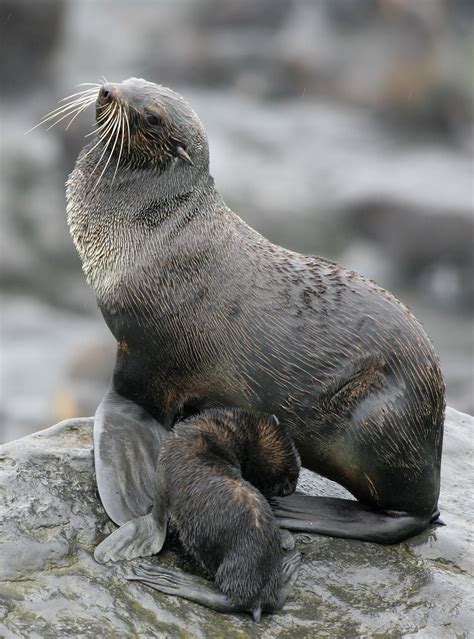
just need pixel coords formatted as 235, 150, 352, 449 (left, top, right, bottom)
97, 84, 119, 107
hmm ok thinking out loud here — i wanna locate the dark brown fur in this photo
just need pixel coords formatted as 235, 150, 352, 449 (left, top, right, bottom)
156, 408, 300, 611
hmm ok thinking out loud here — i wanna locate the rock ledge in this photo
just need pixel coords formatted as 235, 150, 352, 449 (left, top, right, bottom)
0, 408, 472, 638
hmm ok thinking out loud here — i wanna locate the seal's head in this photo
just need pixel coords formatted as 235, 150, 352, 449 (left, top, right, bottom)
65, 78, 214, 297
94, 77, 209, 175
241, 413, 301, 499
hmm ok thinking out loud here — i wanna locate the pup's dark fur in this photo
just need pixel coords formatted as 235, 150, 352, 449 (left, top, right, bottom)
157, 408, 301, 615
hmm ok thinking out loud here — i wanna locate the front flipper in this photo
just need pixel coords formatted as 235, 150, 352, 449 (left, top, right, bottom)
271, 494, 432, 544
94, 513, 167, 564
94, 384, 169, 525
125, 550, 302, 621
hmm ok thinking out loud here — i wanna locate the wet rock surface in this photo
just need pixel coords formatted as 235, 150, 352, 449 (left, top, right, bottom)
0, 407, 472, 638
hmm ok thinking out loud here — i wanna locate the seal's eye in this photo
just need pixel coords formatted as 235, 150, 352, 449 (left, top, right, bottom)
145, 111, 162, 127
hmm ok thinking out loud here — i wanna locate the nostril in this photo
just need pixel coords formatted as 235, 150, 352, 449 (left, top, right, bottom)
99, 85, 115, 103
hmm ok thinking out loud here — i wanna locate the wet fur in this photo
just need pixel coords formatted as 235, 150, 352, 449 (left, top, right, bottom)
67, 78, 445, 527
157, 408, 300, 610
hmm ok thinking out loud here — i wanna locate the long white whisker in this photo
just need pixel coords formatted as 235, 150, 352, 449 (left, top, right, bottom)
30, 94, 96, 127
112, 105, 126, 183
38, 93, 98, 122
76, 82, 101, 87
94, 109, 121, 188
123, 106, 131, 154
58, 88, 98, 103
84, 107, 114, 139
45, 92, 97, 117
65, 99, 95, 130
25, 96, 96, 134
94, 110, 116, 137
91, 106, 119, 176
45, 97, 97, 131
90, 106, 114, 131
96, 104, 113, 122
81, 112, 117, 160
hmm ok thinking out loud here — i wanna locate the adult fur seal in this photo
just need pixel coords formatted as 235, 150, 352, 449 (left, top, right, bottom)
122, 408, 301, 621
65, 78, 445, 553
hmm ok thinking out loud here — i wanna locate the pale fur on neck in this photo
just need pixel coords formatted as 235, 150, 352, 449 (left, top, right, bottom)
66, 162, 213, 305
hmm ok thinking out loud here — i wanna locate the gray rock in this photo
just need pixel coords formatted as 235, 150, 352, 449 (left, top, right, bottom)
0, 408, 472, 637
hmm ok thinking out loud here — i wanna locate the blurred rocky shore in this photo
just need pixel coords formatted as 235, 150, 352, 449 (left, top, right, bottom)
1, 0, 473, 442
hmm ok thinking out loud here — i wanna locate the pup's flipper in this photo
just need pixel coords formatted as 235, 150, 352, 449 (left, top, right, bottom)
94, 513, 167, 564
126, 563, 243, 614
126, 549, 302, 621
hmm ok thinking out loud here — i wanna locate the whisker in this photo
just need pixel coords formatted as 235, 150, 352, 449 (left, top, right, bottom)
58, 87, 98, 103
95, 104, 113, 124
91, 105, 112, 125
39, 94, 98, 122
123, 106, 131, 154
95, 112, 116, 137
91, 106, 119, 177
65, 98, 96, 130
112, 105, 126, 183
46, 92, 97, 116
45, 97, 97, 131
84, 107, 114, 138
96, 103, 113, 119
81, 111, 117, 160
25, 96, 96, 134
94, 108, 121, 188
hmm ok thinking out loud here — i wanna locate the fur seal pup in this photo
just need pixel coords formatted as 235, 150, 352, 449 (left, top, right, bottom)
122, 408, 301, 621
65, 78, 445, 553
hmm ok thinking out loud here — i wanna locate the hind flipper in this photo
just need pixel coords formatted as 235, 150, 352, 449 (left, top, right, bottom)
271, 494, 432, 544
272, 548, 302, 610
281, 548, 302, 584
126, 549, 301, 620
94, 384, 169, 525
125, 564, 244, 615
94, 513, 167, 564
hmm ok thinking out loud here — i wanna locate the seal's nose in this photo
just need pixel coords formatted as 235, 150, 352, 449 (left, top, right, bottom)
97, 84, 118, 106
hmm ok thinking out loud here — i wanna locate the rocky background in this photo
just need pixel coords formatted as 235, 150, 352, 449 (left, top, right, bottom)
1, 0, 473, 442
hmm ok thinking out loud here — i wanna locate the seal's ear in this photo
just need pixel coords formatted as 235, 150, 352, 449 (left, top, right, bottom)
175, 145, 193, 166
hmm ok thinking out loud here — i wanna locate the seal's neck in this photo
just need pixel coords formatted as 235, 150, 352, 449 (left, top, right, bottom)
66, 151, 221, 304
